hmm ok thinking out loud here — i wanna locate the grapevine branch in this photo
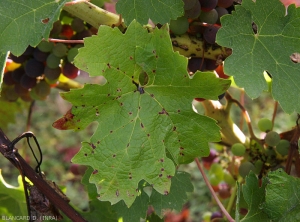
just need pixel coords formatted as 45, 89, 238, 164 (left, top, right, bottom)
194, 158, 234, 222
0, 129, 87, 222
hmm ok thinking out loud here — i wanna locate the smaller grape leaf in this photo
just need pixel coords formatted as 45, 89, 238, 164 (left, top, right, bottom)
0, 171, 27, 221
149, 171, 193, 217
82, 169, 192, 222
216, 0, 300, 113
0, 99, 28, 130
54, 21, 230, 207
262, 169, 300, 221
241, 172, 269, 222
115, 0, 184, 25
0, 0, 70, 56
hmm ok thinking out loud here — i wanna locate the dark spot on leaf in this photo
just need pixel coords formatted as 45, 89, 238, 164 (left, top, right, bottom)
173, 126, 176, 131
120, 103, 123, 106
77, 119, 80, 122
167, 175, 172, 179
81, 94, 83, 97
155, 55, 158, 58
178, 110, 180, 112
84, 153, 87, 156
116, 190, 119, 197
102, 70, 104, 72
150, 94, 154, 98
97, 141, 100, 144
164, 191, 169, 195
179, 152, 184, 156
110, 130, 113, 133
117, 67, 120, 70
252, 21, 258, 34
162, 140, 164, 143
160, 158, 164, 162
116, 96, 121, 99
178, 140, 181, 142
96, 112, 99, 116
132, 76, 134, 78
136, 189, 139, 192
180, 147, 184, 150
139, 106, 141, 110
90, 143, 96, 149
147, 134, 150, 137
112, 154, 116, 157
127, 143, 130, 147
130, 56, 133, 60
161, 168, 164, 171
152, 70, 156, 73
41, 18, 50, 24
74, 106, 77, 108
129, 112, 132, 115
82, 105, 85, 107
138, 86, 144, 94
141, 123, 144, 128
91, 150, 94, 154
129, 176, 132, 179
107, 63, 111, 68
77, 127, 80, 130
152, 50, 156, 54
107, 94, 110, 96
117, 88, 121, 92
159, 108, 168, 115
92, 169, 98, 174
159, 174, 163, 177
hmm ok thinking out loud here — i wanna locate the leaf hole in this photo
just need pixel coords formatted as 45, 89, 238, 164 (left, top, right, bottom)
290, 53, 300, 63
164, 191, 169, 195
41, 18, 50, 24
116, 190, 119, 197
96, 112, 99, 116
252, 21, 258, 34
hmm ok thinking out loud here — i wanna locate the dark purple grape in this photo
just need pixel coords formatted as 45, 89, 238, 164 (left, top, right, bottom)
9, 53, 29, 63
217, 0, 234, 8
188, 57, 206, 73
44, 66, 61, 80
202, 149, 217, 163
33, 48, 49, 62
204, 59, 218, 70
199, 0, 218, 12
211, 211, 222, 220
20, 75, 37, 89
203, 25, 220, 44
25, 59, 45, 77
216, 7, 229, 25
3, 71, 16, 85
72, 29, 92, 40
63, 62, 79, 79
23, 46, 35, 55
12, 67, 25, 83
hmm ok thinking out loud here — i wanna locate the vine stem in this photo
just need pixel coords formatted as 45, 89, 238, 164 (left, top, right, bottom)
225, 92, 262, 146
271, 101, 278, 129
46, 38, 84, 44
194, 158, 235, 222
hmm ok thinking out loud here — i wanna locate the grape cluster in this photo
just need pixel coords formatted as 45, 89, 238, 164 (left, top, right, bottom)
1, 12, 92, 102
170, 0, 234, 102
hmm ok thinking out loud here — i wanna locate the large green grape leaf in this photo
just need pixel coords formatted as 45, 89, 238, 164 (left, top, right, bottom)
241, 172, 269, 222
262, 169, 300, 221
216, 0, 300, 113
116, 0, 184, 25
0, 52, 6, 88
0, 171, 27, 221
0, 0, 70, 56
54, 21, 230, 206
